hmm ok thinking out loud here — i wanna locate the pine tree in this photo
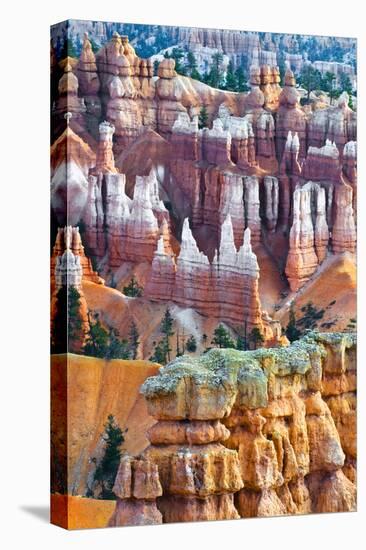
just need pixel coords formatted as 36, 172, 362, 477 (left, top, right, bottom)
249, 327, 264, 350
285, 305, 301, 342
211, 324, 235, 349
129, 321, 140, 359
52, 285, 84, 354
123, 276, 143, 297
61, 37, 78, 59
185, 335, 197, 352
236, 334, 247, 350
93, 415, 126, 500
161, 308, 174, 362
84, 312, 109, 358
68, 286, 84, 349
187, 51, 197, 73
153, 59, 160, 76
106, 328, 130, 360
235, 66, 249, 92
225, 60, 237, 91
198, 105, 209, 129
207, 52, 224, 88
150, 340, 167, 364
299, 65, 322, 101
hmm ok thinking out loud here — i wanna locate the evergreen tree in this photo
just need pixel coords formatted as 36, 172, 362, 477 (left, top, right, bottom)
321, 71, 337, 103
190, 67, 202, 81
235, 66, 249, 92
106, 328, 130, 360
211, 324, 235, 349
93, 415, 126, 500
129, 321, 140, 359
150, 340, 167, 364
185, 335, 197, 352
299, 65, 322, 101
187, 51, 197, 74
249, 327, 264, 350
60, 37, 78, 59
339, 73, 354, 107
89, 38, 100, 54
225, 60, 237, 91
236, 323, 248, 350
52, 285, 84, 353
84, 312, 109, 358
207, 52, 224, 88
123, 276, 143, 297
236, 334, 247, 351
166, 47, 186, 75
68, 286, 84, 348
198, 105, 209, 129
52, 286, 68, 353
285, 305, 301, 343
161, 308, 174, 362
153, 59, 160, 76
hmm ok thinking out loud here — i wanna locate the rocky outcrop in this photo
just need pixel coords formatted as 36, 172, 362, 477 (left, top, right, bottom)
302, 140, 341, 184
51, 226, 104, 289
141, 354, 244, 523
308, 93, 357, 152
50, 226, 93, 353
76, 32, 101, 138
332, 182, 356, 254
263, 176, 279, 232
276, 70, 307, 160
108, 456, 163, 526
93, 121, 118, 174
51, 117, 96, 226
137, 332, 356, 522
146, 217, 278, 341
285, 183, 329, 291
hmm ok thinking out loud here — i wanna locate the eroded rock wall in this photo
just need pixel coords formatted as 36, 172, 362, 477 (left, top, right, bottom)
135, 332, 356, 522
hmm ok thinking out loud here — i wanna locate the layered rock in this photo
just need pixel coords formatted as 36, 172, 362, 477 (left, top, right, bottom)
51, 226, 104, 289
146, 217, 277, 340
259, 65, 282, 112
76, 32, 101, 138
285, 183, 326, 291
218, 104, 256, 166
276, 70, 307, 160
52, 59, 88, 141
302, 140, 341, 184
108, 456, 163, 527
51, 226, 91, 353
137, 332, 356, 522
216, 220, 264, 333
202, 119, 232, 165
174, 218, 213, 315
342, 141, 357, 185
144, 235, 176, 301
140, 355, 244, 523
263, 176, 279, 232
308, 92, 357, 152
93, 120, 118, 174
51, 116, 96, 226
244, 67, 276, 159
278, 131, 301, 229
332, 182, 356, 254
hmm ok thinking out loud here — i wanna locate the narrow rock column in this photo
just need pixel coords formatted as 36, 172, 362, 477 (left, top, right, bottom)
332, 182, 356, 254
285, 185, 319, 291
108, 455, 163, 527
140, 355, 244, 523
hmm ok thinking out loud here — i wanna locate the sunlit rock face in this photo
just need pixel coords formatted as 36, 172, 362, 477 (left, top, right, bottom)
136, 332, 356, 522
